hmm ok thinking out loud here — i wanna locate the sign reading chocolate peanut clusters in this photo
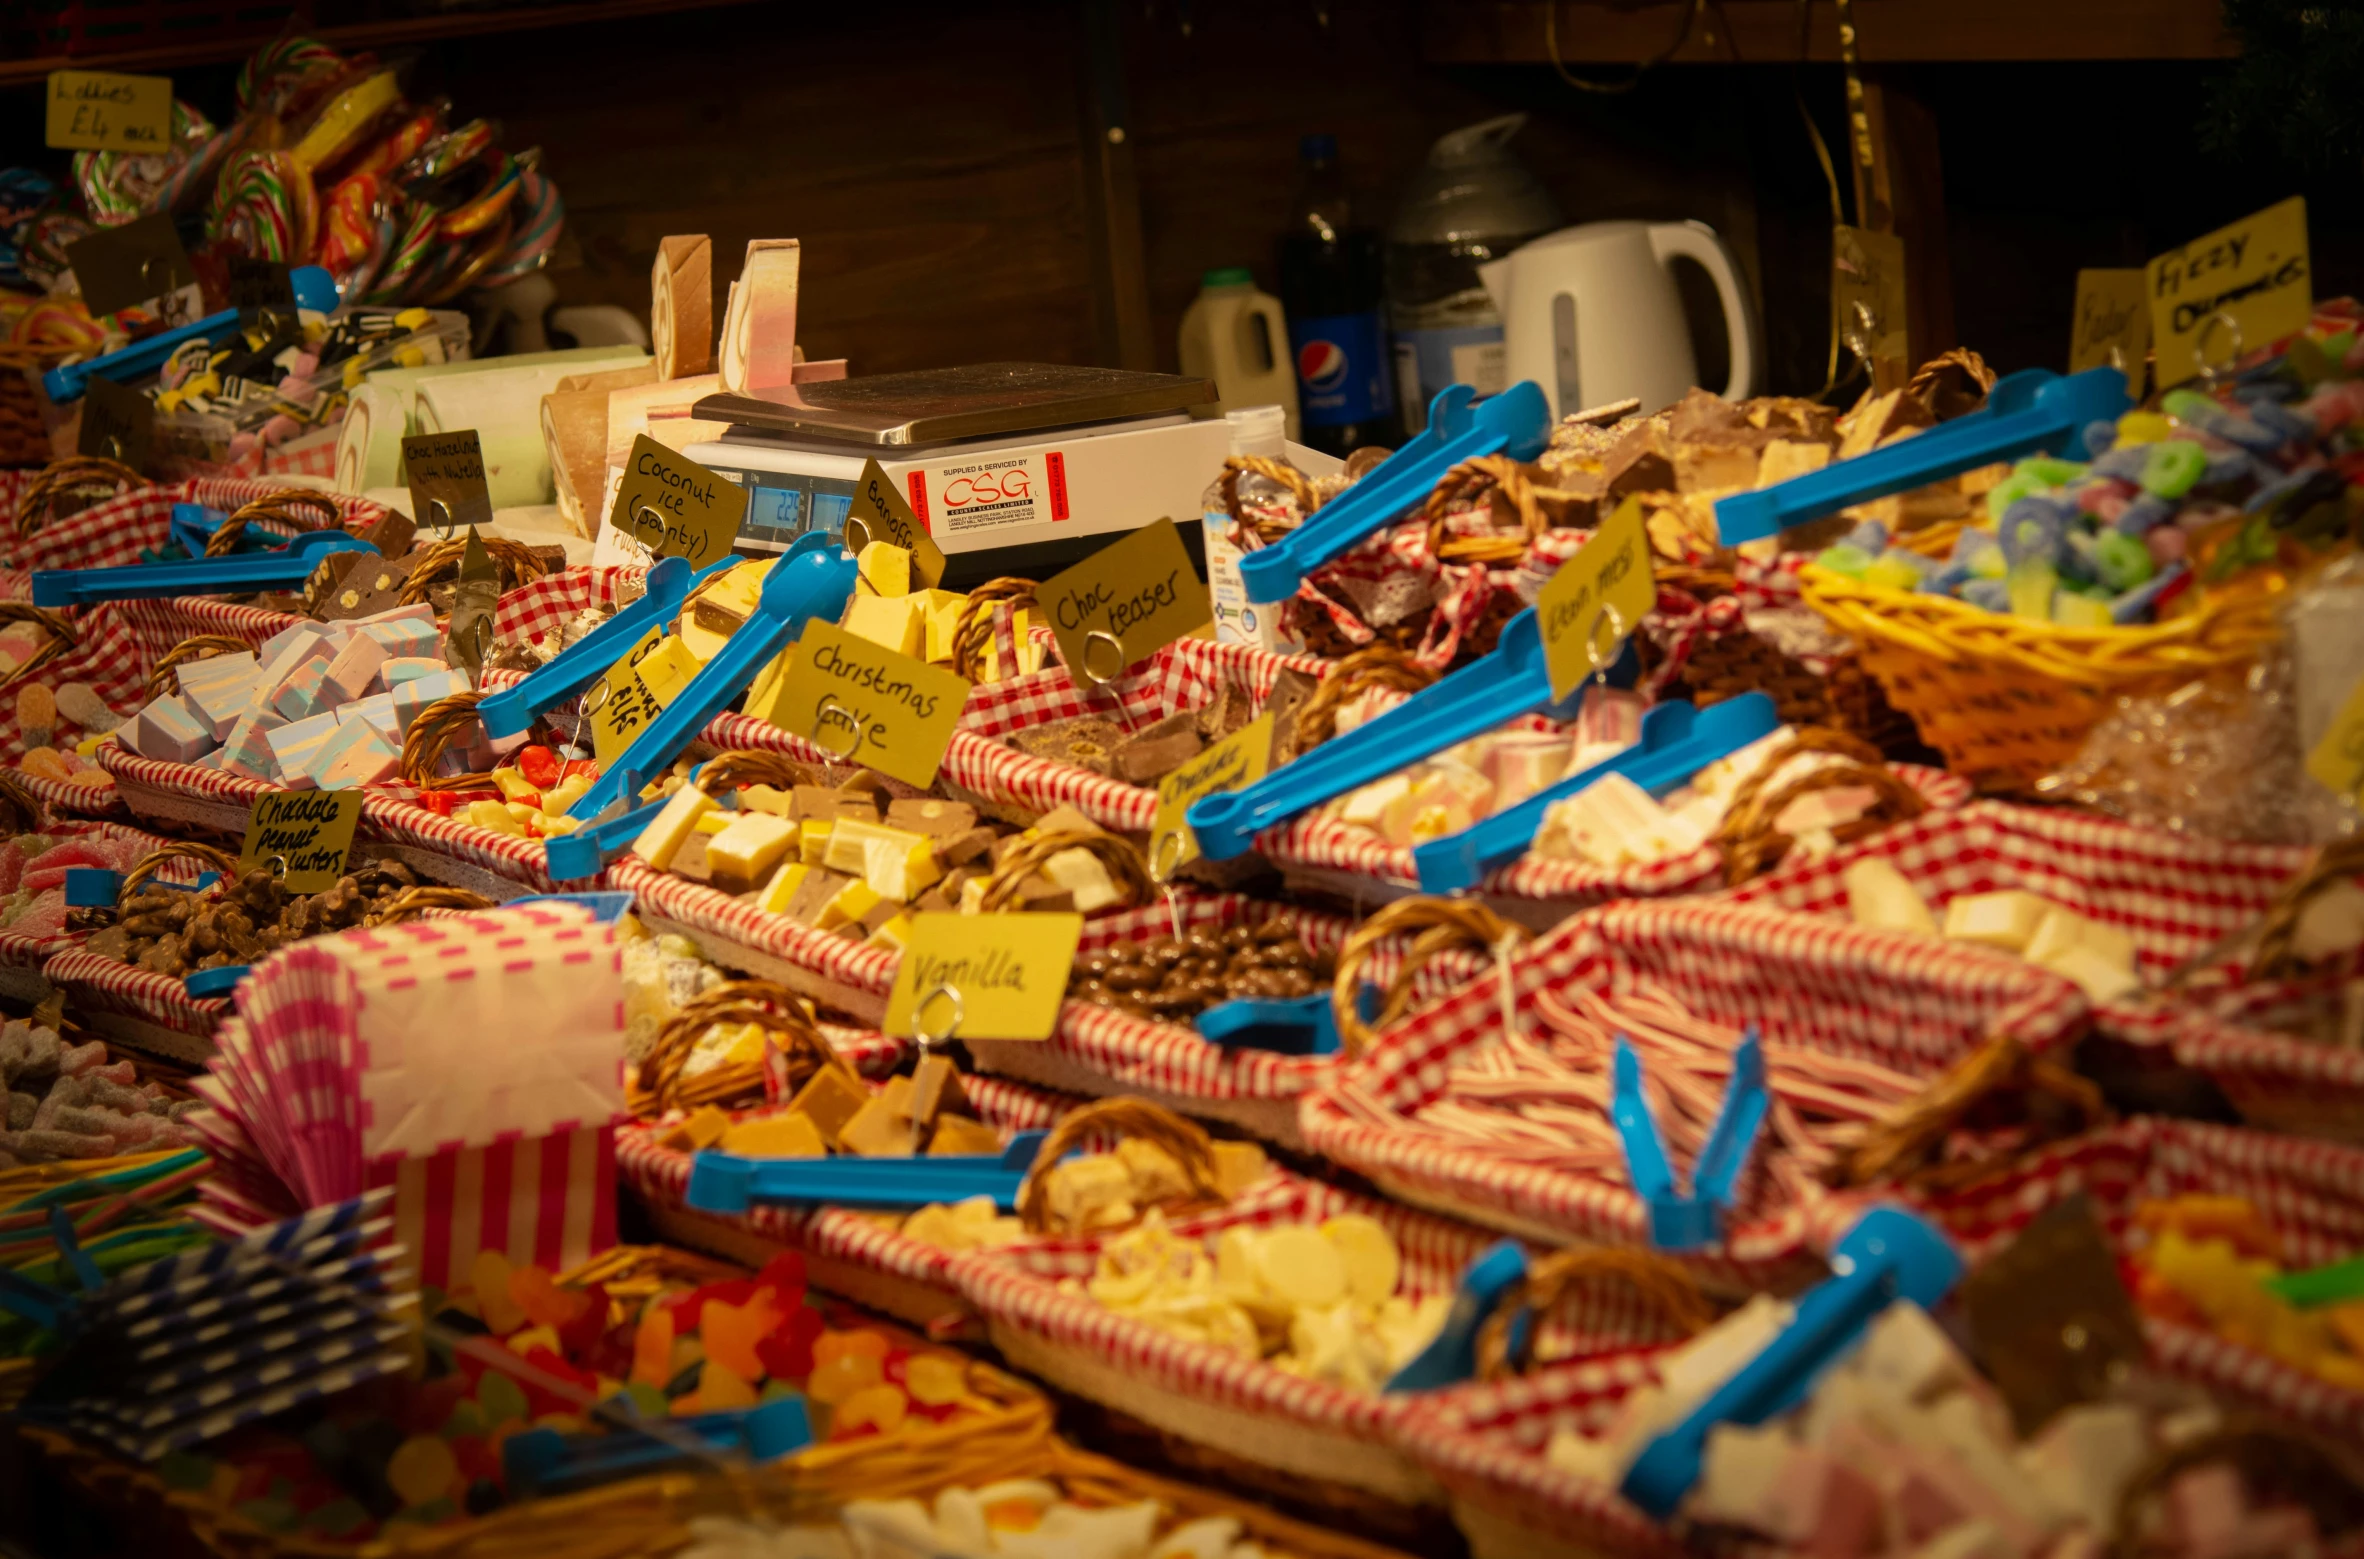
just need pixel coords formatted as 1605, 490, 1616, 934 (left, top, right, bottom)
884, 912, 1082, 1042
1038, 518, 1212, 685
238, 790, 363, 894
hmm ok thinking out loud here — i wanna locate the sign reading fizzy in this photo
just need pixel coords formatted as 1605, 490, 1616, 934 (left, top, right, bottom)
1038, 517, 1213, 684
848, 458, 948, 589
772, 619, 970, 788
607, 435, 735, 565
238, 790, 364, 894
1538, 496, 1657, 701
1151, 712, 1275, 872
2147, 196, 2312, 389
401, 429, 495, 535
883, 912, 1083, 1042
46, 71, 172, 153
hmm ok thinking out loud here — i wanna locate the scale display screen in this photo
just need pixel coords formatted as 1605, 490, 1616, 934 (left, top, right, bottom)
733, 475, 856, 553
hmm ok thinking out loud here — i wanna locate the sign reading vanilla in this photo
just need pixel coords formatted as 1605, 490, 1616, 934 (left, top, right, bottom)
884, 912, 1083, 1042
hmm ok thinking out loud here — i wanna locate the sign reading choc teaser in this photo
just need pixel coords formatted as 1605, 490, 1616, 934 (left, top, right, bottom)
1037, 518, 1212, 683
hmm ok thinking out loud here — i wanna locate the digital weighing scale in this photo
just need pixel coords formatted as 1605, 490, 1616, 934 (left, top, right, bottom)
686, 363, 1228, 590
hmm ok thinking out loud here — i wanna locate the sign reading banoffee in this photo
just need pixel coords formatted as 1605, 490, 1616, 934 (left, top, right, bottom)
883, 912, 1082, 1042
1151, 712, 1274, 872
1038, 518, 1212, 683
1538, 496, 1657, 701
239, 790, 364, 894
848, 458, 948, 589
772, 619, 970, 788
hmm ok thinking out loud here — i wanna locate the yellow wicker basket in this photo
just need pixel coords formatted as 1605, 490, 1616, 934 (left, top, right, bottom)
1800, 563, 2283, 793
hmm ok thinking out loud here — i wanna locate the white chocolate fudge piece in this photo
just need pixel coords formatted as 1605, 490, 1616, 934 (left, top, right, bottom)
1941, 890, 2055, 952
633, 784, 715, 869
1845, 857, 1939, 936
706, 811, 798, 894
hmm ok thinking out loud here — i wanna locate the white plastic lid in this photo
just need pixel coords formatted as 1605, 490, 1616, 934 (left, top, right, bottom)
1225, 404, 1288, 457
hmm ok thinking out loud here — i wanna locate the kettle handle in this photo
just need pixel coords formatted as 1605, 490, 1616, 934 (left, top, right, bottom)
1647, 222, 1759, 401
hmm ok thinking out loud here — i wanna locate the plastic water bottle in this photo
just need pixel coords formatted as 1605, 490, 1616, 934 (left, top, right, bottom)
1279, 135, 1399, 459
1201, 404, 1303, 652
1179, 268, 1300, 439
1386, 114, 1561, 434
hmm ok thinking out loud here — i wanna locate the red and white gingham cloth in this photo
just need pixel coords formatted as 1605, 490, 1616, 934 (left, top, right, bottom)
1, 476, 391, 581
1300, 896, 2090, 1290
618, 1067, 1077, 1305
1720, 801, 2364, 1139
1392, 1117, 2364, 1559
954, 630, 1970, 916
2, 600, 147, 765
619, 852, 1488, 1125
951, 1146, 1702, 1488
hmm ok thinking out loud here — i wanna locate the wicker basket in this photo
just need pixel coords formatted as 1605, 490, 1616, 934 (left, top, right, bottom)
1801, 562, 2283, 793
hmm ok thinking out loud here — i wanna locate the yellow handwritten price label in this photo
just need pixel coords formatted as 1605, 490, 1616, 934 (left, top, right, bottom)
587, 629, 700, 767
401, 429, 495, 536
1038, 517, 1213, 685
884, 911, 1083, 1042
238, 790, 364, 894
773, 619, 971, 788
2147, 196, 2312, 389
2068, 269, 2151, 388
2306, 672, 2364, 802
1538, 496, 1657, 702
46, 71, 172, 153
606, 434, 738, 566
847, 458, 948, 590
1150, 712, 1274, 873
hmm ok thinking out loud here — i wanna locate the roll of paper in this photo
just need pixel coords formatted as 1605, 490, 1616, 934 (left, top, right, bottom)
602, 372, 721, 470
718, 239, 799, 397
650, 234, 713, 379
543, 362, 659, 540
364, 343, 649, 430
335, 383, 409, 495
418, 358, 650, 509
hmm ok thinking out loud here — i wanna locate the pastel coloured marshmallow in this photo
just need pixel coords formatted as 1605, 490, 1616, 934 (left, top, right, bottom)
309, 720, 399, 790
379, 657, 446, 687
392, 668, 470, 733
360, 616, 441, 660
172, 649, 257, 700
323, 631, 388, 704
183, 670, 263, 742
217, 712, 284, 781
123, 693, 216, 764
263, 710, 342, 786
270, 655, 336, 722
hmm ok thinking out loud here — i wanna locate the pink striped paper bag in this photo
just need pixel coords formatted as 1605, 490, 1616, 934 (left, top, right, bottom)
203, 902, 628, 1289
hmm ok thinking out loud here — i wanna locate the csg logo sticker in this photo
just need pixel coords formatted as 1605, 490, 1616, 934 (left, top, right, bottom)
943, 465, 1031, 508
1297, 339, 1349, 392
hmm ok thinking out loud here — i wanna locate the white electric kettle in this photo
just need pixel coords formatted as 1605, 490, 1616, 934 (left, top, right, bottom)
1479, 220, 1759, 417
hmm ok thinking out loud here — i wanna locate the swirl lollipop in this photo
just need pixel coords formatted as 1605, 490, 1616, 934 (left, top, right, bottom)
235, 35, 344, 118
365, 200, 438, 304
478, 161, 563, 285
73, 100, 226, 225
207, 149, 313, 264
316, 170, 381, 284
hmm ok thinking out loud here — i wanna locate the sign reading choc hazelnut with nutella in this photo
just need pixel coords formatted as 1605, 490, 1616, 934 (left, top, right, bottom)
606, 434, 736, 566
1037, 518, 1213, 684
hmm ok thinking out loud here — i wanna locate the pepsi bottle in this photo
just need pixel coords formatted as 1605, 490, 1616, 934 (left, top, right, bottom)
1278, 135, 1401, 459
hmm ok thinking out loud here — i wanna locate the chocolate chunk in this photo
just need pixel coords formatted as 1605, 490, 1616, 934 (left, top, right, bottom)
363, 510, 417, 561
1005, 716, 1128, 775
885, 797, 979, 839
1600, 424, 1676, 498
1111, 713, 1202, 785
670, 833, 713, 885
937, 829, 998, 870
782, 867, 852, 925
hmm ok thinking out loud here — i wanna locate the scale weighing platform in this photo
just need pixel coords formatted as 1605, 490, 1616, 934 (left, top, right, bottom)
688, 362, 1227, 590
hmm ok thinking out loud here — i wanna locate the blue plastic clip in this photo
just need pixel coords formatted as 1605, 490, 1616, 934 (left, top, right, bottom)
63, 869, 123, 908
1610, 1028, 1770, 1251
183, 965, 251, 1000
43, 266, 339, 404
1413, 692, 1781, 893
32, 530, 378, 609
1236, 382, 1552, 605
1715, 368, 2132, 544
1383, 1240, 1530, 1392
1188, 608, 1600, 862
503, 1396, 813, 1498
1620, 1206, 1964, 1519
503, 890, 636, 922
477, 553, 739, 739
0, 1264, 71, 1328
1194, 982, 1379, 1057
542, 788, 666, 882
685, 1131, 1047, 1216
566, 534, 860, 821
